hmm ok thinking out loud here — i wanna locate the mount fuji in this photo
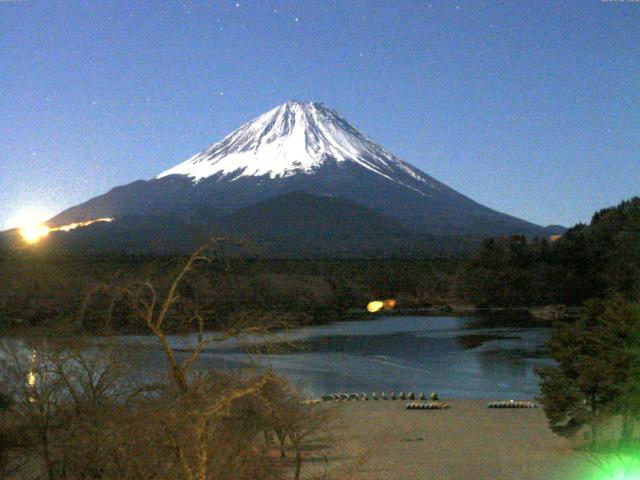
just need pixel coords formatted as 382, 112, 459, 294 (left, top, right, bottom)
44, 101, 561, 255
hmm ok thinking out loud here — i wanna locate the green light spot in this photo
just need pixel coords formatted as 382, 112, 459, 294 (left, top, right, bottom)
588, 454, 640, 480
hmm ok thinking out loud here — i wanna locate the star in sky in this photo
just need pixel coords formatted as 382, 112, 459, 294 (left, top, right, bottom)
1, 1, 635, 229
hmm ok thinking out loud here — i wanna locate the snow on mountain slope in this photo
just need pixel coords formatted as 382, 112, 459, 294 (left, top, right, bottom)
47, 100, 557, 241
156, 101, 437, 194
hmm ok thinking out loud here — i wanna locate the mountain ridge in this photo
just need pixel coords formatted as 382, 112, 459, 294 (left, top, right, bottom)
4, 192, 475, 257
46, 101, 562, 248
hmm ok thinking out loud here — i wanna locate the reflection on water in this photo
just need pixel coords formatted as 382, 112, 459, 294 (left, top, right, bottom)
4, 316, 552, 400
154, 315, 553, 400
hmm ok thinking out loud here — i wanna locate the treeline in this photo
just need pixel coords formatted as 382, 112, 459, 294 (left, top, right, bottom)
528, 198, 640, 452
2, 196, 638, 333
0, 249, 458, 333
456, 197, 640, 308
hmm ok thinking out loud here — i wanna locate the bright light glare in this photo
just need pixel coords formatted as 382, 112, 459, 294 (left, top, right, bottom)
588, 454, 640, 480
367, 301, 384, 313
5, 208, 51, 244
12, 214, 114, 245
27, 349, 37, 403
596, 470, 640, 480
5, 208, 52, 228
21, 223, 50, 244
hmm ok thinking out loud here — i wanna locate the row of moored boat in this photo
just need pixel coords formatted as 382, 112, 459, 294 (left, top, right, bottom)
405, 402, 449, 410
487, 400, 538, 409
322, 391, 437, 402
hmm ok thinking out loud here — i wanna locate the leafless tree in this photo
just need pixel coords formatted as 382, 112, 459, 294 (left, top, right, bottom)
106, 238, 294, 480
1, 238, 340, 480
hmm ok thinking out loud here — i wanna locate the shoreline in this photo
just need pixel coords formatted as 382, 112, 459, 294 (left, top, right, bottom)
0, 304, 563, 337
311, 399, 592, 480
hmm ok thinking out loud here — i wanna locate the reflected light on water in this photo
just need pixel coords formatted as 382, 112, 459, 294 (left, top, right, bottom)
28, 349, 37, 403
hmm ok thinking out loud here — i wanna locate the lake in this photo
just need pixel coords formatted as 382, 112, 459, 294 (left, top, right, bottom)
131, 315, 553, 400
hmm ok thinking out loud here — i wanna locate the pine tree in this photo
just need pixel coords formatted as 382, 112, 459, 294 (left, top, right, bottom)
537, 299, 640, 446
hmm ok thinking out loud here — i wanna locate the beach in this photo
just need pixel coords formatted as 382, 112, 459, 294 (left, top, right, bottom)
310, 399, 592, 480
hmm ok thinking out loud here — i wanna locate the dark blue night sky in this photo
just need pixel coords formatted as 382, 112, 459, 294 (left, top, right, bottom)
2, 0, 638, 228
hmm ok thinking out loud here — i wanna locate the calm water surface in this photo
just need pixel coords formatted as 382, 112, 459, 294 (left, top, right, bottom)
132, 315, 552, 400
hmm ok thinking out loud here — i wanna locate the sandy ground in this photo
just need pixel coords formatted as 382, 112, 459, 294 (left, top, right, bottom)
307, 400, 594, 480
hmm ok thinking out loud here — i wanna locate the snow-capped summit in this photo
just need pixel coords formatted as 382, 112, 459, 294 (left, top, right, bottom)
49, 101, 558, 242
156, 101, 428, 190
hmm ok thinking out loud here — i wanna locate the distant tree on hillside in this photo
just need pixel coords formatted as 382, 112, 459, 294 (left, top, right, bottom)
589, 197, 640, 301
456, 197, 640, 308
455, 235, 559, 307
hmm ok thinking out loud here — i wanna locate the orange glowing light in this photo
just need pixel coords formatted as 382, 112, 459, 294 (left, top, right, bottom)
367, 301, 384, 313
383, 299, 397, 310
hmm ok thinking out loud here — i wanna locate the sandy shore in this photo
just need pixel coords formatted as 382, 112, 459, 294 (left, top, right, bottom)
309, 399, 593, 480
